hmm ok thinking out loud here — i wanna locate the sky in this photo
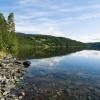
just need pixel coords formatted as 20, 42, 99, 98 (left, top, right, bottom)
0, 0, 100, 42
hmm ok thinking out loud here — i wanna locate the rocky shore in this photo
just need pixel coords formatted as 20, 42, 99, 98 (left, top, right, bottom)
0, 55, 30, 100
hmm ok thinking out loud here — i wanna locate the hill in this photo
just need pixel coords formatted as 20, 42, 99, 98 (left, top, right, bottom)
16, 32, 86, 49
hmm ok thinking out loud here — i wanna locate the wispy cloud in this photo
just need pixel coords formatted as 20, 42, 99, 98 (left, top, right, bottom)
58, 4, 100, 12
1, 0, 100, 42
77, 13, 100, 20
18, 0, 42, 4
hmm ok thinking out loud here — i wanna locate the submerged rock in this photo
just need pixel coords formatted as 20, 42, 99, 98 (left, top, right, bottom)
23, 61, 31, 67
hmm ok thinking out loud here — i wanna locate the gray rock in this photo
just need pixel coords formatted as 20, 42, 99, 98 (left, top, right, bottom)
0, 56, 26, 99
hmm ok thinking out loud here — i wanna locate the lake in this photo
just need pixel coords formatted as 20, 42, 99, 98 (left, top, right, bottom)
14, 49, 100, 100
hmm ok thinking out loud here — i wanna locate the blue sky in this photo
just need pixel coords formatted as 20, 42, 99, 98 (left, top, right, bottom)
0, 0, 100, 42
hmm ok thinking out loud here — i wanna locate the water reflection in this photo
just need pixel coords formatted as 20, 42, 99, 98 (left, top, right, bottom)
72, 50, 100, 58
16, 46, 84, 59
14, 50, 100, 100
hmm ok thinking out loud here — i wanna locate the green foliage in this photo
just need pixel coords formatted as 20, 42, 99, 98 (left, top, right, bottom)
0, 12, 17, 55
16, 33, 85, 50
7, 13, 17, 55
0, 13, 8, 50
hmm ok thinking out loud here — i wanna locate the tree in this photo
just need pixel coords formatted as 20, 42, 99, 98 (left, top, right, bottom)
0, 13, 8, 50
8, 13, 15, 33
7, 13, 17, 54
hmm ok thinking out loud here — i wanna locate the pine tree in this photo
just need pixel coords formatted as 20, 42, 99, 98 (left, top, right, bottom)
0, 12, 17, 55
8, 13, 15, 33
7, 13, 17, 54
0, 13, 8, 50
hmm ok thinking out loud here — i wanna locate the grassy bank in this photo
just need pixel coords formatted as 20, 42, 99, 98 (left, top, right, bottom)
0, 51, 7, 58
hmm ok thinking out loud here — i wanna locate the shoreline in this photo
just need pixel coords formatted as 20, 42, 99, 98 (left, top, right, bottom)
0, 55, 30, 100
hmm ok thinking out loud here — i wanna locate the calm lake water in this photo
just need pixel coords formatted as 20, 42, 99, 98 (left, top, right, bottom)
15, 49, 100, 100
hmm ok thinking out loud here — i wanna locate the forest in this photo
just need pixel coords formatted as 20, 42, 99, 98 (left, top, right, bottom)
16, 33, 86, 49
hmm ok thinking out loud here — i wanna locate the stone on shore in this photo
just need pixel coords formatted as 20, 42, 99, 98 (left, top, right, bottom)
0, 55, 28, 99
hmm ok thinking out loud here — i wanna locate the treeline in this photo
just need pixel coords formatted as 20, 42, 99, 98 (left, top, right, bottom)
0, 13, 17, 54
31, 34, 85, 47
16, 33, 85, 49
16, 33, 86, 59
87, 42, 100, 50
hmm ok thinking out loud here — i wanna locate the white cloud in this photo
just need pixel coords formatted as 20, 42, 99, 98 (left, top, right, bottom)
59, 4, 100, 12
18, 0, 41, 4
15, 11, 100, 43
70, 36, 100, 43
78, 13, 100, 20
7, 0, 100, 43
16, 20, 67, 37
